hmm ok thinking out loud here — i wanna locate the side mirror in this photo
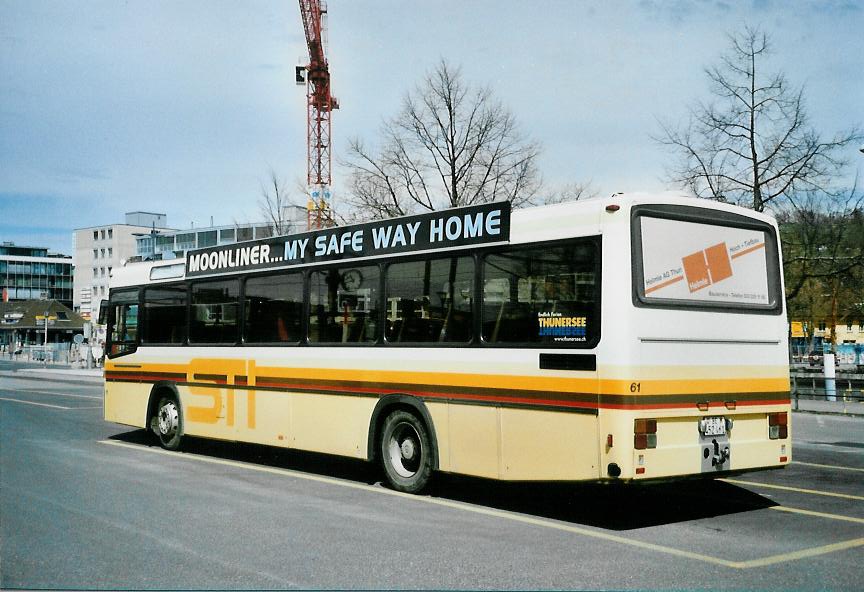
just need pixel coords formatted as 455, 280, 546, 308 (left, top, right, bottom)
97, 300, 111, 325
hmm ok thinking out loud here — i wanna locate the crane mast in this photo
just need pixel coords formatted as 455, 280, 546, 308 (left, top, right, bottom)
298, 0, 338, 227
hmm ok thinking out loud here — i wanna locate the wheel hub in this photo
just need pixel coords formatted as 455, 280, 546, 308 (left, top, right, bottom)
400, 438, 416, 460
158, 403, 178, 436
387, 421, 422, 478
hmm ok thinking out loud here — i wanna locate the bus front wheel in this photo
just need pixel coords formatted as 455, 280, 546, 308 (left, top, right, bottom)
380, 410, 433, 494
153, 396, 182, 451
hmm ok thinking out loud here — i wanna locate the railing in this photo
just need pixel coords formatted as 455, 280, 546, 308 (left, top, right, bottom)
2, 344, 103, 367
790, 370, 864, 414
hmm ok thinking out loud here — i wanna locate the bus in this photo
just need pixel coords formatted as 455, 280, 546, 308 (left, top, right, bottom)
102, 194, 791, 493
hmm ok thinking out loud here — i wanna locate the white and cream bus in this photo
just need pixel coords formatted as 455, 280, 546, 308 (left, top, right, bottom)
102, 195, 790, 493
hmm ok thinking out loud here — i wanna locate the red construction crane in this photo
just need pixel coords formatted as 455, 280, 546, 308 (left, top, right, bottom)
297, 0, 338, 226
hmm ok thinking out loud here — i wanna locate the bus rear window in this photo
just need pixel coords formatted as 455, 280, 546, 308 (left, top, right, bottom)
636, 213, 779, 310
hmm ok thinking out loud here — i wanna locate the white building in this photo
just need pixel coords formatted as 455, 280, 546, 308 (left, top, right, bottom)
73, 212, 172, 320
135, 205, 309, 261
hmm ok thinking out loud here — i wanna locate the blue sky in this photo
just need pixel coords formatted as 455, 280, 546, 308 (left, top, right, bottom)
1, 0, 862, 254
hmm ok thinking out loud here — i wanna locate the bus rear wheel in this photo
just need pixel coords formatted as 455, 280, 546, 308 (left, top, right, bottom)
379, 409, 433, 494
153, 395, 182, 450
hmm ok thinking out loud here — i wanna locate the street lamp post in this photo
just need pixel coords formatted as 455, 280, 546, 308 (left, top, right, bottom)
826, 145, 862, 399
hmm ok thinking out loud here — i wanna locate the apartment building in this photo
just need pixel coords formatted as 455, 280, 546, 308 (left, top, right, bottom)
73, 212, 172, 320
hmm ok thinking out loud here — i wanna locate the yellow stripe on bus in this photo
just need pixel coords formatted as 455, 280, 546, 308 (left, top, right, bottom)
107, 360, 789, 397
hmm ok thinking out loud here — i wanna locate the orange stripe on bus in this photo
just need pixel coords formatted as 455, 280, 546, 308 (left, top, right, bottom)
730, 242, 765, 259
644, 275, 684, 294
106, 363, 789, 397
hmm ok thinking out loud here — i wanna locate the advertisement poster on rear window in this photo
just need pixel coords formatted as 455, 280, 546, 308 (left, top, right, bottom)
640, 217, 770, 306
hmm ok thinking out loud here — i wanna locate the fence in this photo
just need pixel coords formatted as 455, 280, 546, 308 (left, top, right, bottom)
2, 343, 103, 367
790, 371, 864, 414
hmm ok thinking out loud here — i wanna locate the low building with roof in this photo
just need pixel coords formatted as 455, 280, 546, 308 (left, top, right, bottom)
0, 299, 86, 351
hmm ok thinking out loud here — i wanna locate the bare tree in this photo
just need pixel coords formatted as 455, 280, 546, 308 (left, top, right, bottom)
342, 60, 542, 219
540, 181, 598, 205
780, 180, 864, 349
258, 168, 304, 235
657, 25, 861, 212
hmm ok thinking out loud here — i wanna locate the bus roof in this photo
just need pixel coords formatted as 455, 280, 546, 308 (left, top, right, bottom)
109, 193, 776, 290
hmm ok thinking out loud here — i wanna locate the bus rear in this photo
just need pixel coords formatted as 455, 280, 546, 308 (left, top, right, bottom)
599, 198, 790, 481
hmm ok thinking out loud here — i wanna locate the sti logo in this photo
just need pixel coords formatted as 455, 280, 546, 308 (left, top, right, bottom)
682, 243, 733, 292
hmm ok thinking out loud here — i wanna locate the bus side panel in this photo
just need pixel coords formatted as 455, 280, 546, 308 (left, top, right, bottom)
426, 402, 451, 472
177, 384, 239, 442
291, 393, 375, 459
446, 404, 500, 479
104, 380, 149, 428
445, 404, 600, 481
235, 388, 292, 448
498, 408, 598, 480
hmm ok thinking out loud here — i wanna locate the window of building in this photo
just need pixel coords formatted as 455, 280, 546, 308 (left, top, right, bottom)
93, 249, 98, 259
818, 321, 826, 331
108, 229, 113, 239
197, 230, 217, 248
848, 322, 853, 331
155, 236, 175, 250
237, 227, 253, 242
482, 240, 600, 346
190, 280, 239, 344
244, 273, 304, 343
175, 233, 196, 250
100, 230, 106, 240
108, 248, 113, 258
93, 231, 98, 240
142, 286, 187, 343
309, 265, 379, 344
220, 229, 235, 242
385, 256, 474, 343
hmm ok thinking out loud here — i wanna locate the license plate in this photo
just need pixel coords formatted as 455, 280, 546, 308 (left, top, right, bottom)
699, 416, 726, 436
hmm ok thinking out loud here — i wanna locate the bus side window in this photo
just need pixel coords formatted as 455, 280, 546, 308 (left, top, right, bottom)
385, 256, 474, 344
142, 286, 187, 344
244, 273, 303, 344
309, 266, 379, 344
482, 241, 599, 345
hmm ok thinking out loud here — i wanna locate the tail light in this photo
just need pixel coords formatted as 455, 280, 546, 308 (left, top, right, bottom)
634, 418, 657, 450
768, 412, 788, 440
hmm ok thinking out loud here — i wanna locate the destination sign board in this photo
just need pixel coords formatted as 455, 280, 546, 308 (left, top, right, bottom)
186, 202, 511, 278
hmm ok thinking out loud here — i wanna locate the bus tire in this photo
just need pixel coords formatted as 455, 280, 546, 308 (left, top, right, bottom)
379, 409, 433, 494
153, 395, 182, 451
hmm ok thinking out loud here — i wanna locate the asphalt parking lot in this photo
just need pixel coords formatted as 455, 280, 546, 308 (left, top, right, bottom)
1, 369, 862, 590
